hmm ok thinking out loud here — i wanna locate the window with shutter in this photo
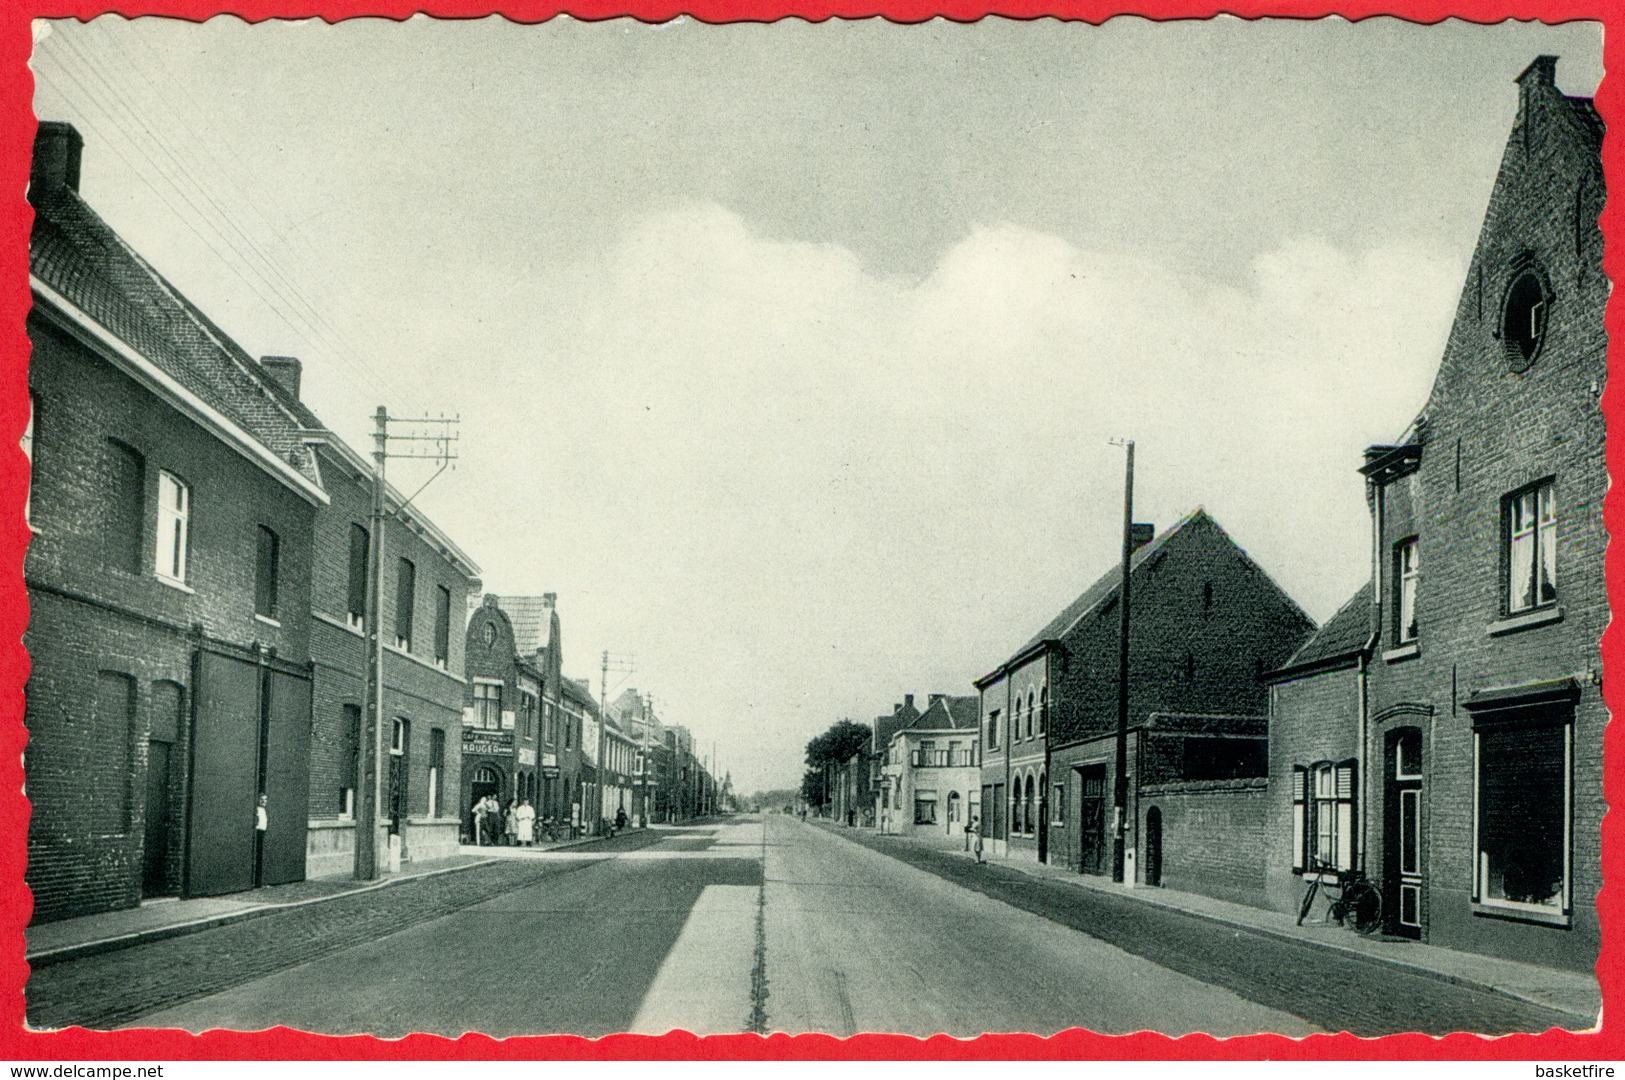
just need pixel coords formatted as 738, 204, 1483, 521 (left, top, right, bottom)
1291, 765, 1306, 874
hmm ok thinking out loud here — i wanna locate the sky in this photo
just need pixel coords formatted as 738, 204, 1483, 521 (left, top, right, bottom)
29, 15, 1604, 794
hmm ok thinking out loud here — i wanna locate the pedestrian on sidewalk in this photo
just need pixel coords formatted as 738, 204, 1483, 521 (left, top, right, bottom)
480, 794, 501, 846
504, 799, 519, 846
516, 799, 536, 847
616, 807, 629, 833
970, 815, 985, 864
470, 798, 486, 845
253, 793, 269, 885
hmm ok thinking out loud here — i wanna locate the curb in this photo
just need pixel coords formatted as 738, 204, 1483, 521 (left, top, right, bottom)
24, 858, 499, 970
831, 825, 1598, 1027
26, 827, 670, 969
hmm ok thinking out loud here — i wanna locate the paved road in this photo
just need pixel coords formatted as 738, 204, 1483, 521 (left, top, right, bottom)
29, 814, 1576, 1037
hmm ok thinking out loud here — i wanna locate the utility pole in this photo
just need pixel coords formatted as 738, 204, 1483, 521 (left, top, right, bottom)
355, 406, 459, 881
599, 650, 634, 828
1110, 438, 1135, 884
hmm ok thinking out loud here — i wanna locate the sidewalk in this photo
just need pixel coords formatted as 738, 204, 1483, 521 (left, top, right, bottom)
827, 821, 1601, 1026
25, 853, 492, 968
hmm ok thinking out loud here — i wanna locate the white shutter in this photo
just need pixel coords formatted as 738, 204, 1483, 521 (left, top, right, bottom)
1291, 765, 1306, 874
1335, 760, 1358, 872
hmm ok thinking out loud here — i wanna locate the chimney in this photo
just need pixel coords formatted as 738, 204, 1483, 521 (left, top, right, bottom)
1130, 523, 1155, 553
1516, 54, 1558, 90
929, 693, 945, 705
904, 694, 915, 711
543, 592, 557, 607
31, 121, 83, 196
259, 356, 302, 400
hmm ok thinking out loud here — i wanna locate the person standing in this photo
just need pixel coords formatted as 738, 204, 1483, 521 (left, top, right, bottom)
516, 799, 536, 847
969, 814, 985, 864
253, 793, 269, 886
470, 798, 484, 846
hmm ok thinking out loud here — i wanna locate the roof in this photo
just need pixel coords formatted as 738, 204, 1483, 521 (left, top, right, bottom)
908, 695, 980, 732
29, 180, 321, 488
562, 676, 597, 711
259, 376, 481, 581
495, 595, 556, 656
1268, 583, 1373, 680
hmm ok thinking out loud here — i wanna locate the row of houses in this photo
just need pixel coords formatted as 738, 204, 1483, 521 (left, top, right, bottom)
22, 120, 721, 923
834, 56, 1605, 973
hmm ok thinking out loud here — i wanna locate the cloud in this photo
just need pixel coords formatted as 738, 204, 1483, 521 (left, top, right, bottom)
424, 203, 1461, 789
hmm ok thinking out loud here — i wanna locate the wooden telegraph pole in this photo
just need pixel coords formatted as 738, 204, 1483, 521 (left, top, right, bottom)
1111, 438, 1134, 884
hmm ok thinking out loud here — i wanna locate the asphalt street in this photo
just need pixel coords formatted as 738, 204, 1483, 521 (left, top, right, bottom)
27, 813, 1579, 1037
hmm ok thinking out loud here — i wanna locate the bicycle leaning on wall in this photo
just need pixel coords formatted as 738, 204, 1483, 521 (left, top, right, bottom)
1296, 857, 1384, 935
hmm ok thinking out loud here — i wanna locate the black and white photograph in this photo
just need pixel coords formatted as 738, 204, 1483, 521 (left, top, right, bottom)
16, 14, 1608, 1041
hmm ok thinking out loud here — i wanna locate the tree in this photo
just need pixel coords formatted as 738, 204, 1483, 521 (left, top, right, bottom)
801, 719, 871, 810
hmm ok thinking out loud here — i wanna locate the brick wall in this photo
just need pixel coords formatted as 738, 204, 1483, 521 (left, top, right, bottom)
1359, 66, 1604, 971
1139, 778, 1269, 907
25, 315, 317, 922
1264, 667, 1363, 915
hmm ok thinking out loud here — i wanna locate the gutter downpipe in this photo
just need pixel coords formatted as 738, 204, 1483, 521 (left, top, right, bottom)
1004, 671, 1013, 859
1363, 471, 1384, 875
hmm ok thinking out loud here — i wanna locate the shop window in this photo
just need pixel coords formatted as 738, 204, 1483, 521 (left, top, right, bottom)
1475, 719, 1569, 917
914, 791, 937, 825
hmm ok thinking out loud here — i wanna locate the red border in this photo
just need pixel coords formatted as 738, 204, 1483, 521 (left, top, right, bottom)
0, 0, 1618, 1061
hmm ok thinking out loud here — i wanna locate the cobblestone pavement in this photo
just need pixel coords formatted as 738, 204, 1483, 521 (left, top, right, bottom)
25, 828, 669, 1031
838, 827, 1583, 1037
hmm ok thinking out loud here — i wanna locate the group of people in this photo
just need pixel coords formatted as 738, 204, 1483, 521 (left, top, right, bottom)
469, 794, 542, 847
468, 794, 636, 846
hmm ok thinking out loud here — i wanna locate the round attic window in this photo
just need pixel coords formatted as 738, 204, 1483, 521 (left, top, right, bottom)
1500, 265, 1550, 373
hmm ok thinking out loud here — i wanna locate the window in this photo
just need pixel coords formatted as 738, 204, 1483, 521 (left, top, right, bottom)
1025, 692, 1034, 739
1038, 684, 1047, 735
395, 557, 415, 651
1052, 781, 1066, 826
1476, 718, 1569, 917
1506, 481, 1557, 614
434, 585, 452, 669
391, 716, 408, 755
1394, 537, 1419, 643
1024, 774, 1035, 834
1292, 760, 1356, 874
947, 791, 961, 824
914, 791, 937, 825
347, 524, 369, 629
987, 709, 1000, 750
255, 525, 280, 620
472, 681, 502, 730
519, 691, 537, 740
339, 704, 359, 818
1501, 265, 1550, 372
106, 439, 144, 574
155, 471, 190, 586
428, 728, 445, 819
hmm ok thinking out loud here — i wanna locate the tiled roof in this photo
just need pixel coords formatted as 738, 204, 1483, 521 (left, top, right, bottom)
1009, 508, 1208, 661
909, 695, 980, 732
495, 595, 555, 655
29, 181, 319, 485
1565, 95, 1603, 149
1271, 583, 1373, 677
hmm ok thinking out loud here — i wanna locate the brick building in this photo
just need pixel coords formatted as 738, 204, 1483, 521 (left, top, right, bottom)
25, 122, 325, 920
255, 366, 481, 877
460, 595, 546, 833
1268, 57, 1606, 970
877, 694, 980, 840
979, 509, 1314, 876
866, 696, 921, 830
